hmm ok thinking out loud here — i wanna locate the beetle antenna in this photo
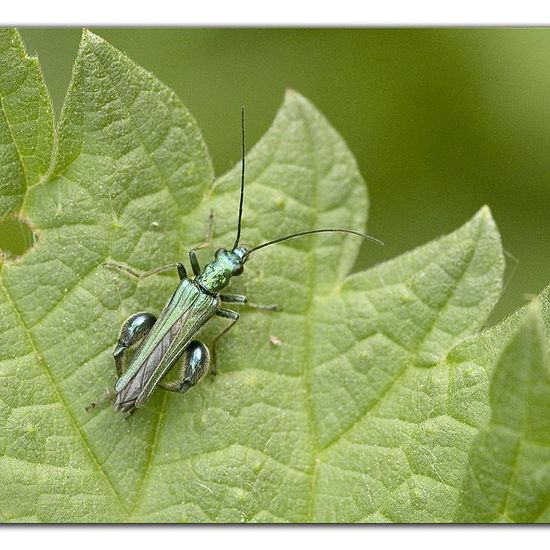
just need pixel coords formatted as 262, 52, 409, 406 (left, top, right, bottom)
233, 106, 246, 249
250, 228, 384, 253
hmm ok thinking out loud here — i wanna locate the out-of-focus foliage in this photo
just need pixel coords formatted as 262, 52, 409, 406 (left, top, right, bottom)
15, 28, 550, 324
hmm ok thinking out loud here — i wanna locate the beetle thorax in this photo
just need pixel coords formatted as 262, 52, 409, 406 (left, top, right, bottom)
195, 246, 248, 294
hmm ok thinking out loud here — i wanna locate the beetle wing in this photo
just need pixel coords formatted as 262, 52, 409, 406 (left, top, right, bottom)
113, 279, 218, 410
134, 293, 218, 407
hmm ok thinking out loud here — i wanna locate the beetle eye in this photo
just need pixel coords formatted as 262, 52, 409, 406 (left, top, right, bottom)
234, 264, 244, 276
215, 248, 226, 258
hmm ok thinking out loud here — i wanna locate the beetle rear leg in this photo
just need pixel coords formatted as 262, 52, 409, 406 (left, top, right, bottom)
158, 340, 210, 395
86, 312, 157, 413
113, 312, 157, 376
85, 389, 116, 413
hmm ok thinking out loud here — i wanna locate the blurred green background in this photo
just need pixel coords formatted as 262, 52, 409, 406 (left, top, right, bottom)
4, 28, 550, 323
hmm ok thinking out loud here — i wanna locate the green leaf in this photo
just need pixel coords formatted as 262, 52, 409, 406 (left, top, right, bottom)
0, 28, 53, 221
455, 303, 550, 522
310, 206, 505, 522
0, 29, 548, 523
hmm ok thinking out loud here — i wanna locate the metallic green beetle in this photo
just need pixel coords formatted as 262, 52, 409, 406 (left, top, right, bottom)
87, 109, 382, 415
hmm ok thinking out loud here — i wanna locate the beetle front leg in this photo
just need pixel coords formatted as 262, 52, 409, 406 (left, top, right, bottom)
189, 211, 216, 276
189, 248, 205, 277
158, 340, 210, 394
105, 261, 188, 281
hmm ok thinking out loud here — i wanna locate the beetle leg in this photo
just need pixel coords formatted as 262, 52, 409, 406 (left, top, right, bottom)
87, 312, 157, 413
104, 261, 188, 281
220, 293, 280, 311
205, 209, 215, 242
113, 312, 157, 376
158, 340, 210, 394
207, 308, 240, 375
189, 248, 203, 277
85, 389, 116, 413
189, 211, 215, 276
189, 242, 210, 276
